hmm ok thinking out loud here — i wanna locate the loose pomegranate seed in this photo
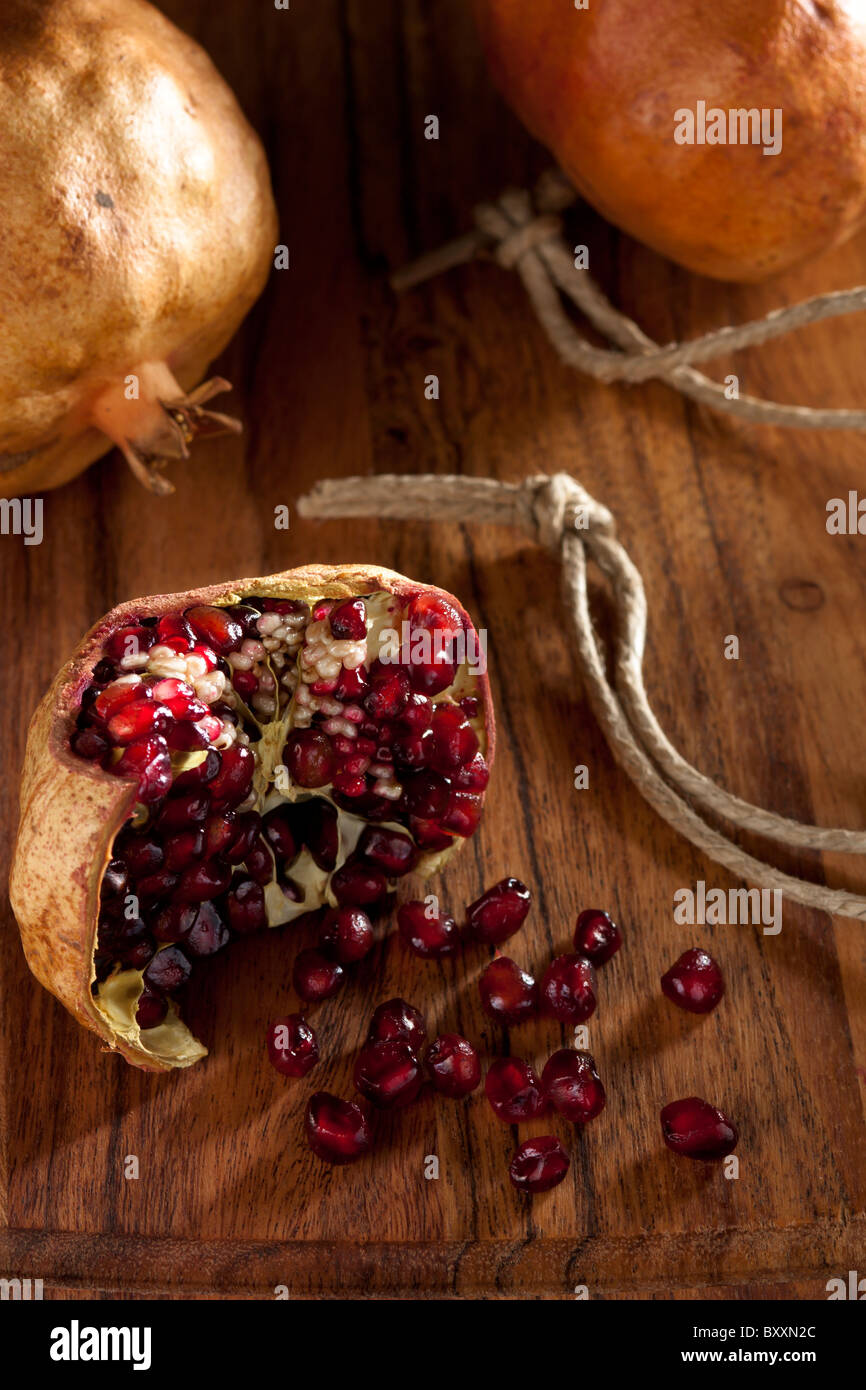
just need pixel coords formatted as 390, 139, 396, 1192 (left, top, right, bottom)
367, 998, 426, 1052
425, 1034, 480, 1098
162, 829, 205, 871
136, 987, 168, 1030
403, 769, 450, 819
71, 727, 108, 760
451, 751, 490, 790
439, 790, 484, 837
157, 788, 211, 831
114, 735, 173, 802
364, 662, 410, 719
318, 907, 374, 963
466, 877, 531, 945
267, 1015, 319, 1078
660, 1097, 739, 1160
509, 1137, 570, 1194
329, 596, 367, 640
298, 799, 338, 871
305, 1092, 372, 1165
353, 1039, 423, 1109
207, 744, 255, 806
172, 748, 221, 789
573, 909, 622, 966
540, 954, 598, 1023
661, 948, 725, 1014
397, 900, 459, 958
330, 857, 388, 906
485, 1057, 546, 1123
293, 948, 344, 1002
478, 956, 537, 1024
175, 858, 232, 903
284, 729, 335, 788
428, 704, 478, 773
357, 825, 417, 877
541, 1049, 606, 1124
226, 878, 267, 933
143, 945, 192, 994
184, 604, 244, 653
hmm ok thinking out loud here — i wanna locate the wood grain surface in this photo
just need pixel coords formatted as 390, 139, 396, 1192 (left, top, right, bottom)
1, 0, 864, 1300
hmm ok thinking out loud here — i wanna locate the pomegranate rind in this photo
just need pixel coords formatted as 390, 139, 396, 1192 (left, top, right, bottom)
10, 564, 494, 1072
0, 0, 277, 494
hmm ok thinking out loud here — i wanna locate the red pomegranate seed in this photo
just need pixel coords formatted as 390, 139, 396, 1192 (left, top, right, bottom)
153, 902, 198, 943
172, 748, 221, 789
94, 679, 147, 723
408, 653, 457, 696
397, 900, 459, 958
363, 662, 410, 719
159, 635, 194, 655
203, 811, 237, 858
403, 769, 450, 819
293, 948, 344, 1002
573, 909, 622, 966
152, 677, 205, 715
509, 1137, 570, 1194
451, 751, 489, 790
334, 665, 369, 700
162, 828, 205, 872
190, 642, 219, 671
157, 614, 194, 643
184, 604, 244, 654
135, 869, 179, 903
136, 987, 168, 1030
661, 948, 725, 1014
478, 956, 537, 1024
367, 998, 426, 1052
157, 788, 211, 831
329, 596, 367, 640
400, 692, 433, 730
185, 902, 230, 957
267, 1015, 319, 1078
392, 726, 433, 769
541, 1049, 606, 1124
261, 806, 297, 861
284, 729, 335, 788
165, 720, 210, 752
207, 744, 255, 806
298, 799, 338, 871
485, 1056, 546, 1123
319, 907, 374, 963
540, 954, 598, 1023
466, 877, 531, 945
305, 1092, 372, 1165
406, 593, 462, 640
143, 945, 192, 994
330, 857, 388, 906
408, 815, 453, 850
71, 727, 109, 761
439, 789, 483, 837
100, 860, 129, 904
332, 771, 367, 798
354, 1039, 423, 1109
114, 736, 173, 802
660, 1097, 739, 1160
245, 838, 275, 885
232, 669, 259, 698
357, 825, 417, 878
104, 625, 156, 663
119, 937, 157, 970
223, 810, 262, 864
175, 858, 233, 903
460, 696, 479, 719
114, 831, 159, 877
429, 704, 478, 773
226, 878, 267, 933
425, 1034, 480, 1098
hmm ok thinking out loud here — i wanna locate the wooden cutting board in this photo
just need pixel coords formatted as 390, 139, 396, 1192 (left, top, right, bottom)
1, 0, 864, 1300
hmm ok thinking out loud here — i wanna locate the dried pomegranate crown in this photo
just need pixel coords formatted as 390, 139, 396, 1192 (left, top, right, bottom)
10, 566, 493, 1072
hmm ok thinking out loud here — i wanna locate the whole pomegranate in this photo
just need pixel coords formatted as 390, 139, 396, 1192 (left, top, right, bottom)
0, 0, 277, 495
473, 0, 866, 281
10, 566, 493, 1070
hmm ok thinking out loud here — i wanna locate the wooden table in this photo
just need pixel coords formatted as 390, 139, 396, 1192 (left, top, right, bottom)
1, 0, 864, 1300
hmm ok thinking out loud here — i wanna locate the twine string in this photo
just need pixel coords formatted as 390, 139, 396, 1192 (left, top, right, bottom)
298, 470, 866, 920
391, 169, 866, 430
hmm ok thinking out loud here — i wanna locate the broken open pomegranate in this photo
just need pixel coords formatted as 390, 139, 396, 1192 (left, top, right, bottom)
10, 566, 493, 1070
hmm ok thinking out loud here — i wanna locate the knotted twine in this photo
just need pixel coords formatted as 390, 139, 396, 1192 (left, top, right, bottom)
391, 169, 866, 430
298, 471, 866, 920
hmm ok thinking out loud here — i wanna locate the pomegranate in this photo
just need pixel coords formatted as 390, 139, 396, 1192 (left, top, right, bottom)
485, 1056, 546, 1123
397, 900, 460, 958
660, 1097, 739, 1160
0, 0, 278, 495
353, 1039, 423, 1110
573, 909, 622, 966
367, 998, 427, 1053
465, 877, 531, 945
266, 1015, 319, 1079
305, 1092, 372, 1166
509, 1137, 570, 1194
473, 0, 866, 281
541, 1049, 606, 1125
478, 955, 537, 1025
540, 954, 598, 1024
425, 1034, 481, 1099
661, 949, 725, 1014
10, 566, 492, 1070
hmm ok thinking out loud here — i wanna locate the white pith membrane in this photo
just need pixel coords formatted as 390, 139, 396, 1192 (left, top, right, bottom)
85, 591, 486, 1067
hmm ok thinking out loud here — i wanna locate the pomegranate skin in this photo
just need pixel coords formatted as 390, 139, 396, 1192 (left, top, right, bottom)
473, 0, 866, 282
9, 564, 494, 1072
0, 0, 278, 496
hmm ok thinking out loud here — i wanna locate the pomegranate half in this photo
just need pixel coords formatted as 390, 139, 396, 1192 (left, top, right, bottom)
10, 566, 494, 1071
0, 0, 277, 495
